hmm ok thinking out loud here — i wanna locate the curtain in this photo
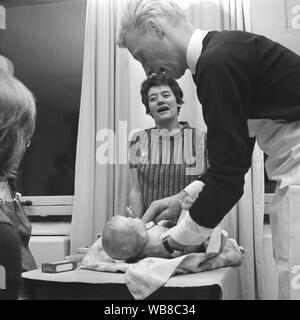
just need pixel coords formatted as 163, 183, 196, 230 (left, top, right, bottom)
220, 143, 264, 300
71, 0, 129, 251
71, 0, 264, 300
0, 5, 5, 30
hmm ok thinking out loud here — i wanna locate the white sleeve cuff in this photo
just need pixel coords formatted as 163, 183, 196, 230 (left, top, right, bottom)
184, 180, 205, 200
166, 211, 213, 246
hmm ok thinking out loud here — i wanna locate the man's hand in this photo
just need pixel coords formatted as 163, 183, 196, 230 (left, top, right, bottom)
142, 191, 187, 224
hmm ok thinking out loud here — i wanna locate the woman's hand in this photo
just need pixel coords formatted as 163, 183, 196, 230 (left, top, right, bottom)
126, 205, 138, 218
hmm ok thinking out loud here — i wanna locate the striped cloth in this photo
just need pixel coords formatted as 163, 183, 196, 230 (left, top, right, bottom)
129, 122, 208, 210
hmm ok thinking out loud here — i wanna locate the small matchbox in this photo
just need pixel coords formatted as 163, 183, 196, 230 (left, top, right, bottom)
77, 246, 91, 254
41, 260, 77, 273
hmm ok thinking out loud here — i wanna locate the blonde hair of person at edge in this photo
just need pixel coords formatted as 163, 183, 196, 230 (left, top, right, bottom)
102, 74, 207, 261
0, 57, 36, 300
118, 0, 300, 299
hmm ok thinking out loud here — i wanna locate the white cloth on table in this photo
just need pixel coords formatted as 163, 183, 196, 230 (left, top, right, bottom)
81, 226, 244, 300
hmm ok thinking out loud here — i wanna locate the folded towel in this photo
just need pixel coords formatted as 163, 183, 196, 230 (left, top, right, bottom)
81, 226, 244, 300
81, 237, 130, 273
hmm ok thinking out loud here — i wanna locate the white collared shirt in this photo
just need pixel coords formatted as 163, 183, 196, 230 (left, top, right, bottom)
186, 29, 209, 75
160, 180, 213, 246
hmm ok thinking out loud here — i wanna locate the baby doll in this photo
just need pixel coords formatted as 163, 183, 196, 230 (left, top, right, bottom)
102, 196, 202, 261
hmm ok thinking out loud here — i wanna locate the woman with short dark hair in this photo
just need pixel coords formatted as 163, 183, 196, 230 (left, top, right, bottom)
128, 74, 208, 219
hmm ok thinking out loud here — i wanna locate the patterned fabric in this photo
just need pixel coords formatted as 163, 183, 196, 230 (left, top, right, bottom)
0, 181, 37, 272
129, 122, 208, 210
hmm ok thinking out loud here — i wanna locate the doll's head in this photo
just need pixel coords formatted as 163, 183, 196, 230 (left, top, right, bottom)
102, 215, 147, 260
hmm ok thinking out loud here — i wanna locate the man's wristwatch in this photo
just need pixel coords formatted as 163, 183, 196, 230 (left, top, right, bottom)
161, 235, 183, 257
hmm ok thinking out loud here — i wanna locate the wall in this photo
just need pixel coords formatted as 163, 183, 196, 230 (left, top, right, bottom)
252, 0, 300, 38
2, 0, 86, 113
1, 0, 86, 195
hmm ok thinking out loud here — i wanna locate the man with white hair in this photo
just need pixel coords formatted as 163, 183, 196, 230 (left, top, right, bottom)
117, 0, 300, 299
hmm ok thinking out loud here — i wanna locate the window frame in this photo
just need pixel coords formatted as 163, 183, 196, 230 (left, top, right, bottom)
20, 195, 73, 216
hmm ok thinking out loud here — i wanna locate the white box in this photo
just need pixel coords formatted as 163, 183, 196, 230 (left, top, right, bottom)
29, 236, 70, 268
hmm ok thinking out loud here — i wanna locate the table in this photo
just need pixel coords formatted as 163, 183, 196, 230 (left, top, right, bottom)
22, 266, 242, 300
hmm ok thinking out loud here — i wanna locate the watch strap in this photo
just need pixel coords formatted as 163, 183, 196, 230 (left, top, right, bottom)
162, 235, 183, 257
162, 235, 175, 254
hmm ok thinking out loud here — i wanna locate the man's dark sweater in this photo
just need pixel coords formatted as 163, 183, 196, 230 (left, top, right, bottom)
190, 30, 300, 228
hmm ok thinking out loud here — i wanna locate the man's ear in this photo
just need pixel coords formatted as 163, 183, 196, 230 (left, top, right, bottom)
147, 20, 164, 39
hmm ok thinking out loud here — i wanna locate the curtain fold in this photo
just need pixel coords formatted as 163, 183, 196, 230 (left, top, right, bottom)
71, 0, 133, 253
227, 143, 264, 300
71, 0, 117, 252
71, 0, 264, 300
70, 0, 97, 252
